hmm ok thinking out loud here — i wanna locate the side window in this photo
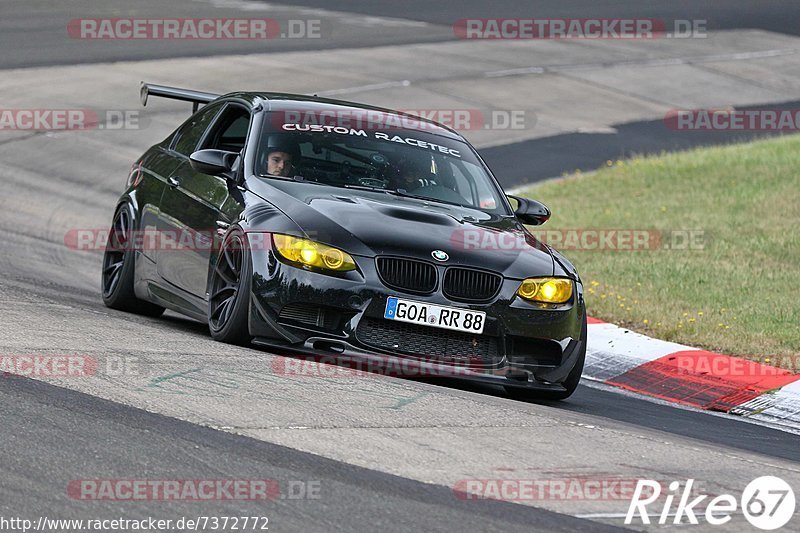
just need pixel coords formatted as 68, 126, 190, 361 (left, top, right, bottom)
443, 159, 497, 209
200, 105, 251, 153
172, 104, 223, 157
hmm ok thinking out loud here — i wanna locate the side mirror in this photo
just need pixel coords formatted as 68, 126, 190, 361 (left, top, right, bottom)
189, 149, 239, 178
508, 195, 550, 226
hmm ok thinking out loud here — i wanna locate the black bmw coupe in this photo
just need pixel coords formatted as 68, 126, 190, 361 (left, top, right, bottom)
102, 83, 586, 399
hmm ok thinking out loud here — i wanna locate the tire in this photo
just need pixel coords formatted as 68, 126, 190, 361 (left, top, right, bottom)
207, 227, 252, 345
505, 310, 587, 401
101, 203, 165, 317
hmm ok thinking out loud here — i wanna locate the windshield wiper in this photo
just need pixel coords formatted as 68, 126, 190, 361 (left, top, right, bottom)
389, 190, 469, 209
341, 184, 395, 194
257, 173, 297, 182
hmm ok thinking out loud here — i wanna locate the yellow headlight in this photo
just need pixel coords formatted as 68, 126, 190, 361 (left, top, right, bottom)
300, 246, 318, 264
516, 277, 573, 304
322, 248, 345, 269
272, 234, 356, 272
517, 279, 540, 300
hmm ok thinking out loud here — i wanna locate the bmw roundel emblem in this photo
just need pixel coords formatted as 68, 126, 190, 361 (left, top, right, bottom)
431, 250, 449, 262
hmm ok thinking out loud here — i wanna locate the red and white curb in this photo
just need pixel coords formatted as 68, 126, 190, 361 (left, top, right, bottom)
584, 318, 800, 431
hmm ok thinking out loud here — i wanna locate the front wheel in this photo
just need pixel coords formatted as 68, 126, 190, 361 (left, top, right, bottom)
101, 203, 165, 317
208, 228, 252, 345
505, 311, 587, 401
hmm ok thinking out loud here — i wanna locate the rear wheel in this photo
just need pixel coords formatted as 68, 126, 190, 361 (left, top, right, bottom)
208, 228, 252, 345
505, 310, 587, 401
101, 203, 165, 317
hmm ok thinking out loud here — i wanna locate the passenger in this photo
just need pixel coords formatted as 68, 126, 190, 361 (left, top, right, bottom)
390, 157, 427, 191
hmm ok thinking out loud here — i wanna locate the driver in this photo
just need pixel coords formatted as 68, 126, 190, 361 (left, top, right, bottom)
266, 149, 293, 177
263, 137, 299, 177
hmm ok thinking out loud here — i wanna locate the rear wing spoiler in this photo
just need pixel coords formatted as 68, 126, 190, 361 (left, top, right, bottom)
140, 82, 220, 113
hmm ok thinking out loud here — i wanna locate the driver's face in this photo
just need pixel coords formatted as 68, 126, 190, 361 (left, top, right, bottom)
267, 151, 292, 177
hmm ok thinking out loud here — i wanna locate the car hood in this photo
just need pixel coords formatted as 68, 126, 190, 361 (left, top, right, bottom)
246, 179, 555, 279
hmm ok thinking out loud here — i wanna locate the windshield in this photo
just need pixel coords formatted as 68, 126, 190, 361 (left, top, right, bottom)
256, 113, 510, 215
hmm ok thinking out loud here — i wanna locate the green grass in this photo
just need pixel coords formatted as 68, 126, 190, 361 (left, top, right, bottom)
518, 135, 800, 370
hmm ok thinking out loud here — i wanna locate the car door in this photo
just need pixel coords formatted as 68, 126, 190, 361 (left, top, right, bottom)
156, 102, 251, 298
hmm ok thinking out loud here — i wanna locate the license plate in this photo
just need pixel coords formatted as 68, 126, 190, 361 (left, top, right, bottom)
383, 297, 486, 334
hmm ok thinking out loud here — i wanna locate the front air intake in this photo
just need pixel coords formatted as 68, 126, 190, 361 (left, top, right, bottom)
376, 257, 437, 294
443, 267, 502, 302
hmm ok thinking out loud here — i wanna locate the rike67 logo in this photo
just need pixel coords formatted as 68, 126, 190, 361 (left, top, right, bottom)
626, 476, 795, 530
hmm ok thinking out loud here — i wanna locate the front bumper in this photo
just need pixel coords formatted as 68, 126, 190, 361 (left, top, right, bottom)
247, 241, 585, 390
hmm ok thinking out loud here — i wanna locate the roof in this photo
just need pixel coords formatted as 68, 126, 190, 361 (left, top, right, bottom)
218, 91, 463, 140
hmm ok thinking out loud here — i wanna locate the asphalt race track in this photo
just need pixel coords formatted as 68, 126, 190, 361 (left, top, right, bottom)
1, 1, 799, 530
0, 375, 616, 532
263, 0, 800, 36
6, 0, 800, 184
480, 102, 800, 189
